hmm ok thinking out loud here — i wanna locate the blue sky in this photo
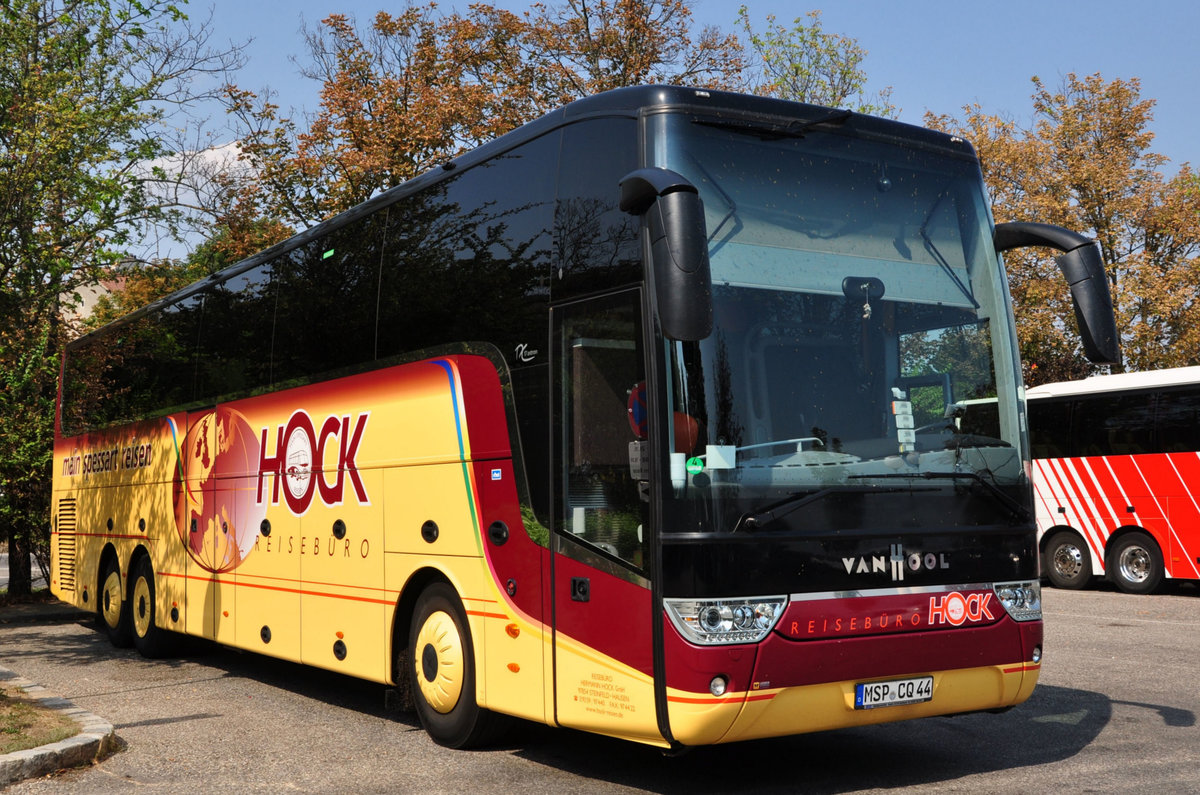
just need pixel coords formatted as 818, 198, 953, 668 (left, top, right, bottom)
200, 0, 1198, 172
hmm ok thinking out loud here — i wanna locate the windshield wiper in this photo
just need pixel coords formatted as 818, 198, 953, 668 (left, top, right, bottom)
692, 109, 853, 141
685, 154, 740, 247
734, 484, 906, 533
919, 189, 980, 309
847, 471, 1031, 521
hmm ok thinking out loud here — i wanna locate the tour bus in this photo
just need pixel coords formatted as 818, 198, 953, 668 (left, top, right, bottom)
51, 85, 1118, 750
1028, 367, 1200, 594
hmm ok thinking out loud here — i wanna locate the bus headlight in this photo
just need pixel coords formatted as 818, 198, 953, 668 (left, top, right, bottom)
665, 596, 787, 644
994, 580, 1042, 622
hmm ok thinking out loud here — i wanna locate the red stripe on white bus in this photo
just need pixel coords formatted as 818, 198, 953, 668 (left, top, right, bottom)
1035, 451, 1200, 581
1154, 454, 1200, 578
1055, 458, 1107, 556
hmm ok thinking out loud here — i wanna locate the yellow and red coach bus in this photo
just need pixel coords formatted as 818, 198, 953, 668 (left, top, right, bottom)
1028, 367, 1200, 594
51, 86, 1117, 750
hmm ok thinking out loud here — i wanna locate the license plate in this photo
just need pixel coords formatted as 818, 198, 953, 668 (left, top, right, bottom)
854, 676, 933, 709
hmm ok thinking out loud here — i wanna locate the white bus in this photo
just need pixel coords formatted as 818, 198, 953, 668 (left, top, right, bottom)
1028, 367, 1200, 593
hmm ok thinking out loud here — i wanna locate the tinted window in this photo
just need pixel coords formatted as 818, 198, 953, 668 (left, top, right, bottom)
556, 290, 647, 569
375, 133, 559, 523
1072, 391, 1154, 457
1155, 387, 1200, 453
273, 214, 386, 385
377, 132, 558, 363
60, 295, 203, 434
553, 118, 641, 301
1028, 398, 1072, 459
195, 262, 275, 402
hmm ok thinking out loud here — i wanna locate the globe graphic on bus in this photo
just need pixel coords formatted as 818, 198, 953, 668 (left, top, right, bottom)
172, 407, 266, 573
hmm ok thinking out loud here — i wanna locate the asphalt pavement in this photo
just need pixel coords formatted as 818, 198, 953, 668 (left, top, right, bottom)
1, 586, 1197, 792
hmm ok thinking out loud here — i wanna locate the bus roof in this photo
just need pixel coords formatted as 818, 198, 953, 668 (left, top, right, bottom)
68, 85, 974, 351
1025, 366, 1200, 399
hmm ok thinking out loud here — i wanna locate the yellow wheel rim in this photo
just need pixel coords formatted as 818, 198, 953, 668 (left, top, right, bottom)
414, 610, 464, 714
132, 572, 153, 638
101, 569, 123, 629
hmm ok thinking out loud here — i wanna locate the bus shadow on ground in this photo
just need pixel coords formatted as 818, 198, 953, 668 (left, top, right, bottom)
513, 685, 1125, 793
10, 618, 1188, 793
0, 618, 421, 731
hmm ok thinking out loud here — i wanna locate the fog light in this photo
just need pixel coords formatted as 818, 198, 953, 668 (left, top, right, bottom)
1032, 645, 1042, 664
709, 676, 728, 697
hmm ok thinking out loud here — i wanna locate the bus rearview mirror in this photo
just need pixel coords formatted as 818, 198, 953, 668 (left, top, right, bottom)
620, 168, 713, 341
994, 221, 1120, 365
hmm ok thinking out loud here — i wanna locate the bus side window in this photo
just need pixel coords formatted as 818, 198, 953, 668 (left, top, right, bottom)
1072, 391, 1154, 457
553, 117, 640, 301
1028, 398, 1071, 459
1155, 388, 1200, 453
195, 262, 275, 403
374, 133, 560, 530
272, 216, 385, 385
556, 291, 647, 570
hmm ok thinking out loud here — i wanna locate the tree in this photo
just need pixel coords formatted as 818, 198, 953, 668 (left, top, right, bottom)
736, 7, 895, 116
223, 0, 746, 231
225, 4, 549, 228
928, 73, 1200, 384
525, 0, 745, 96
0, 0, 239, 596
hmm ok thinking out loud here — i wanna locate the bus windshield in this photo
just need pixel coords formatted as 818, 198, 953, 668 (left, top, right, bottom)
648, 112, 1027, 535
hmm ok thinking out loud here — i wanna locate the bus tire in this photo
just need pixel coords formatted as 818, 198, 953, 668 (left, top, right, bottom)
1107, 531, 1164, 594
130, 555, 175, 658
98, 555, 133, 648
1042, 531, 1093, 590
407, 582, 498, 748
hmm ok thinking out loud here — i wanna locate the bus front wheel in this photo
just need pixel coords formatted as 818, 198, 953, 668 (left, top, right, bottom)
98, 555, 133, 648
1107, 532, 1164, 594
407, 582, 499, 748
1043, 531, 1093, 590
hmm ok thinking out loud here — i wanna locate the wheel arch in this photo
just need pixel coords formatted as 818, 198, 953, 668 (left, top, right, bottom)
1038, 524, 1082, 554
1103, 524, 1161, 570
127, 543, 153, 576
96, 543, 124, 599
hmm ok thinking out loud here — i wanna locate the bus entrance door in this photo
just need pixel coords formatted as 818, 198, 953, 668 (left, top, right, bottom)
551, 292, 661, 743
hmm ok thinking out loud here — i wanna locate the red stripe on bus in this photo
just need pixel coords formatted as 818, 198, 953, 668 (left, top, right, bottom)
1075, 458, 1116, 546
667, 692, 777, 705
157, 570, 394, 605
1050, 458, 1102, 554
1002, 664, 1040, 674
1156, 453, 1200, 577
68, 532, 154, 541
236, 571, 398, 595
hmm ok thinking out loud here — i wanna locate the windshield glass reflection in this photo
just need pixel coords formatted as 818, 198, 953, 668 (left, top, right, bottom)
649, 112, 1027, 535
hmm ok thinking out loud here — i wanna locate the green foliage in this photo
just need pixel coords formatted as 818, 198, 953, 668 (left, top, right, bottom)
900, 324, 996, 425
0, 0, 236, 594
736, 7, 896, 116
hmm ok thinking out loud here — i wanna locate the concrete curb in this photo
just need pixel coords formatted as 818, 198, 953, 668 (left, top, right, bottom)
0, 665, 117, 787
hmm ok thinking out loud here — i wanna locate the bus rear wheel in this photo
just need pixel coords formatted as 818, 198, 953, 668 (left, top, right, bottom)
407, 582, 498, 748
1043, 531, 1093, 590
1107, 531, 1164, 594
98, 556, 133, 648
130, 555, 175, 658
